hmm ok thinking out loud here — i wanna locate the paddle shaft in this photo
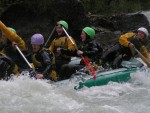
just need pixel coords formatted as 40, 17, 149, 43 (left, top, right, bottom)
62, 27, 78, 50
44, 26, 56, 47
134, 47, 150, 65
15, 45, 32, 69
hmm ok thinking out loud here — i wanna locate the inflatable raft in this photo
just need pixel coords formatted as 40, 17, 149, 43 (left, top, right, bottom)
71, 58, 144, 90
54, 58, 144, 89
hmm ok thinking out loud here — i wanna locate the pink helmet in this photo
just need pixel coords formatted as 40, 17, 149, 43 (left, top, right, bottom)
31, 34, 44, 45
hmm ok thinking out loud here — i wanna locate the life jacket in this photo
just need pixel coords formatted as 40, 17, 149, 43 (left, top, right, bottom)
31, 48, 57, 81
117, 35, 144, 58
127, 36, 143, 55
52, 36, 72, 61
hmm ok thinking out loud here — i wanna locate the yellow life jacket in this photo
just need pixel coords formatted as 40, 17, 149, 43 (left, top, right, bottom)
53, 36, 68, 49
50, 36, 76, 60
53, 36, 69, 59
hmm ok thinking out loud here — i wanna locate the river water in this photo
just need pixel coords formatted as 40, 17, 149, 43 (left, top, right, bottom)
1, 11, 150, 113
1, 69, 150, 113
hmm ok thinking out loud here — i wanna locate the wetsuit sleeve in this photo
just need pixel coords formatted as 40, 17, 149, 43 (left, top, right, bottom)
41, 51, 53, 78
83, 42, 102, 58
119, 32, 135, 47
140, 46, 150, 62
0, 21, 27, 51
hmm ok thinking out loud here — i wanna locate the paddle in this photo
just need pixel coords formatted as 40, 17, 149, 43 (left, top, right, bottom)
62, 27, 96, 80
134, 47, 150, 67
15, 45, 36, 77
44, 26, 56, 48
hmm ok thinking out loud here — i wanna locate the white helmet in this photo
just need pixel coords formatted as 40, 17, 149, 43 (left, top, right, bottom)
137, 27, 149, 37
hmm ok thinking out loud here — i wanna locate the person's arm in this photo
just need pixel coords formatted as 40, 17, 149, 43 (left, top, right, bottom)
59, 36, 77, 56
83, 42, 102, 58
60, 48, 77, 56
140, 46, 150, 62
40, 51, 58, 81
119, 32, 135, 47
0, 21, 27, 51
40, 51, 53, 78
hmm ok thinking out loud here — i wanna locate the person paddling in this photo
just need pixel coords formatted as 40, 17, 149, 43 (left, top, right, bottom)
57, 27, 103, 80
119, 27, 150, 66
28, 33, 58, 81
49, 20, 76, 76
102, 27, 150, 68
0, 21, 28, 75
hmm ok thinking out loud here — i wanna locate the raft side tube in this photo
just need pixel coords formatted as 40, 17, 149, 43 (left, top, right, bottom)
74, 67, 137, 90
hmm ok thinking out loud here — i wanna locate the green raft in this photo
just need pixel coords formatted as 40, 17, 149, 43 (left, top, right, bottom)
74, 58, 144, 90
74, 67, 137, 90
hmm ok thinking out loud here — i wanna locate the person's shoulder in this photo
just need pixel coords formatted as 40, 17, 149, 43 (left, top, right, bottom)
120, 32, 136, 38
123, 32, 135, 35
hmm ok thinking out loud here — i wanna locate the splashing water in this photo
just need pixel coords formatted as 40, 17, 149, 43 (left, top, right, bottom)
0, 65, 150, 113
